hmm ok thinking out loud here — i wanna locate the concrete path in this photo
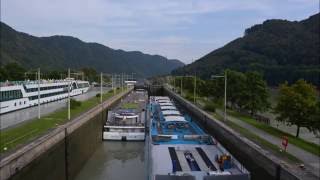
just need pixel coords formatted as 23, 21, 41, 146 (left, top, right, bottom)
215, 109, 320, 177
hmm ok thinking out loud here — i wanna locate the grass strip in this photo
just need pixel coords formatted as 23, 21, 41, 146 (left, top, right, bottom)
228, 110, 320, 156
211, 112, 302, 163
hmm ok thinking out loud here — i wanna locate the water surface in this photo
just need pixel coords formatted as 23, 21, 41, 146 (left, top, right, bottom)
75, 141, 146, 180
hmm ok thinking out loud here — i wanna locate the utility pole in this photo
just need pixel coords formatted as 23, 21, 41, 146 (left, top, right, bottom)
112, 74, 115, 95
194, 74, 196, 104
173, 77, 176, 92
211, 73, 227, 121
68, 68, 71, 120
121, 73, 124, 92
180, 77, 183, 95
224, 71, 227, 122
37, 68, 41, 119
100, 72, 103, 103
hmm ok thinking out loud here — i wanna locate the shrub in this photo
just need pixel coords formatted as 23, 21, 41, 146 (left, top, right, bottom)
204, 102, 216, 112
185, 94, 194, 102
96, 93, 101, 98
70, 98, 81, 109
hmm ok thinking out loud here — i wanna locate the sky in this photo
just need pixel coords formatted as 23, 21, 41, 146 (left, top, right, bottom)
1, 0, 319, 64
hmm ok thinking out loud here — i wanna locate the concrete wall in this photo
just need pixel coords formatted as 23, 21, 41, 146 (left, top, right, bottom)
164, 87, 315, 180
0, 88, 132, 180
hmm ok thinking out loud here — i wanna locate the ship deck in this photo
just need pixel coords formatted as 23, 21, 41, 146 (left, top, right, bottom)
105, 90, 147, 127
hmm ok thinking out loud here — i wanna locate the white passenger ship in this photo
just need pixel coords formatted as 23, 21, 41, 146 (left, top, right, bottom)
0, 79, 90, 114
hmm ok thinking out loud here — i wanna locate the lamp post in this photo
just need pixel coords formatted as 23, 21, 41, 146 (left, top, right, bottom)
173, 75, 196, 103
100, 72, 103, 103
24, 70, 42, 119
180, 76, 183, 95
193, 74, 196, 104
173, 77, 176, 92
211, 72, 227, 121
99, 73, 114, 102
37, 68, 41, 119
68, 68, 71, 120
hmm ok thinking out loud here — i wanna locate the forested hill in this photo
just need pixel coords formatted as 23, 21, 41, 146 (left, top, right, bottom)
172, 13, 319, 86
0, 22, 184, 77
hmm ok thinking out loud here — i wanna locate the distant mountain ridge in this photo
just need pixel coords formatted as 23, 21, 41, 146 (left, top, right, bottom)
173, 13, 319, 86
0, 22, 184, 77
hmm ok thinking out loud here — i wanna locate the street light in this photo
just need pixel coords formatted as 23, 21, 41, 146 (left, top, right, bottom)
172, 75, 197, 104
211, 72, 227, 121
68, 68, 71, 120
24, 69, 42, 119
100, 73, 116, 103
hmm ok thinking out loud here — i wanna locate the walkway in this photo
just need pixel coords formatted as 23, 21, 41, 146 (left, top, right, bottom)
215, 109, 320, 177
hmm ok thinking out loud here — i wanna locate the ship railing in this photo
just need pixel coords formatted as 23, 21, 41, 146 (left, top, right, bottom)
0, 79, 74, 87
105, 122, 144, 126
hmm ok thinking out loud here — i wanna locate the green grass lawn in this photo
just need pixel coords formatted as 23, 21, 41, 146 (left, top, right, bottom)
228, 110, 320, 156
0, 89, 123, 154
211, 112, 302, 163
121, 102, 138, 109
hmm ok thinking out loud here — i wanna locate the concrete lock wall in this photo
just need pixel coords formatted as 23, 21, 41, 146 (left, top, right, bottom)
0, 88, 133, 180
164, 87, 305, 180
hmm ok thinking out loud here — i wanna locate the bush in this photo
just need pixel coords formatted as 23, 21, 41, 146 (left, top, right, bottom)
204, 102, 216, 112
96, 93, 101, 98
70, 98, 81, 109
185, 94, 194, 102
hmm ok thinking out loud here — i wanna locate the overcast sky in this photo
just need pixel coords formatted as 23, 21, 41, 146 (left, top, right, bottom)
2, 0, 319, 64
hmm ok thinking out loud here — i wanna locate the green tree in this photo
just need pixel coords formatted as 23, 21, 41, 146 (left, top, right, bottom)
4, 63, 26, 81
274, 79, 318, 137
0, 66, 8, 81
310, 101, 320, 135
81, 67, 98, 82
242, 71, 270, 115
225, 70, 247, 109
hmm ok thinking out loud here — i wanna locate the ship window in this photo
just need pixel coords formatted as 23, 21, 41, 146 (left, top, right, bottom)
0, 90, 23, 102
14, 102, 17, 106
72, 82, 77, 89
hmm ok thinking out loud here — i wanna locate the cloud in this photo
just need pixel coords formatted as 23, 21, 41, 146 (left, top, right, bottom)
2, 0, 318, 63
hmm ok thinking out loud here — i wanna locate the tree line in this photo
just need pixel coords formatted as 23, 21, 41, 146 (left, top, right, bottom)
0, 62, 99, 82
171, 70, 319, 137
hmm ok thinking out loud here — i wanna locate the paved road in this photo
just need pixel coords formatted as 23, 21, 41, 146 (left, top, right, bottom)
216, 109, 320, 177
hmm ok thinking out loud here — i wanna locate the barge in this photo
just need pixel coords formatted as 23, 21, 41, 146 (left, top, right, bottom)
148, 96, 250, 180
103, 90, 147, 141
